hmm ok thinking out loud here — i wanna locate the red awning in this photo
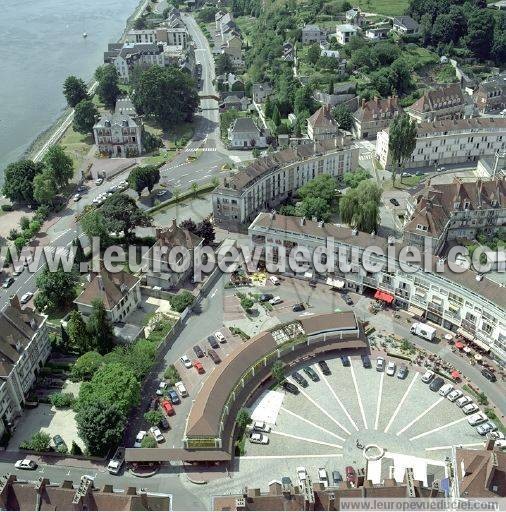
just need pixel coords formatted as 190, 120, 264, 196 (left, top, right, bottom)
455, 342, 464, 349
451, 370, 461, 379
374, 290, 394, 304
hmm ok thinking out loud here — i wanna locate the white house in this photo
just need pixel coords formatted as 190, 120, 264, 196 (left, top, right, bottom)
227, 117, 267, 149
335, 24, 358, 45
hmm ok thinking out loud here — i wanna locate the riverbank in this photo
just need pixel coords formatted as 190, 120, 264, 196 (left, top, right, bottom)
22, 0, 150, 164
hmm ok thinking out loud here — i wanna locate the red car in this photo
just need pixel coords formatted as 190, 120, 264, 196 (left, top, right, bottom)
161, 399, 175, 416
346, 466, 357, 486
193, 360, 205, 374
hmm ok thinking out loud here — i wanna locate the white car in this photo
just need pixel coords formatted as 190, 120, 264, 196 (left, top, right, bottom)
376, 357, 385, 372
386, 361, 396, 376
439, 383, 454, 397
73, 193, 81, 202
134, 431, 146, 448
447, 389, 463, 402
421, 370, 435, 383
95, 178, 104, 186
463, 403, 479, 415
117, 181, 129, 191
180, 355, 192, 369
297, 466, 308, 484
214, 331, 226, 343
495, 439, 506, 450
156, 189, 168, 197
318, 468, 329, 488
477, 421, 497, 436
20, 292, 33, 304
251, 421, 271, 433
456, 395, 472, 408
249, 432, 269, 444
468, 412, 488, 426
14, 459, 37, 470
156, 381, 167, 396
489, 431, 505, 441
150, 426, 165, 443
269, 296, 282, 305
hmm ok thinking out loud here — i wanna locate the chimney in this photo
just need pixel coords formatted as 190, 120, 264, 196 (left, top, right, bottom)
361, 98, 366, 108
9, 295, 21, 310
97, 275, 105, 292
172, 218, 177, 230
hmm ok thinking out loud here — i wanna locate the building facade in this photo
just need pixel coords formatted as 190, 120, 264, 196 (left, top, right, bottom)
473, 73, 506, 113
376, 117, 506, 170
307, 105, 340, 141
352, 96, 402, 140
301, 24, 325, 44
212, 138, 360, 230
227, 117, 267, 149
248, 213, 506, 360
335, 24, 358, 45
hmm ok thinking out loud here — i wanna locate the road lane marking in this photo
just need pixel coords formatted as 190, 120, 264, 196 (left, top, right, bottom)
280, 407, 346, 442
240, 454, 343, 460
291, 380, 351, 436
396, 397, 444, 436
270, 430, 342, 449
409, 417, 468, 441
425, 443, 485, 451
374, 372, 385, 430
350, 362, 367, 430
384, 372, 419, 433
315, 367, 358, 431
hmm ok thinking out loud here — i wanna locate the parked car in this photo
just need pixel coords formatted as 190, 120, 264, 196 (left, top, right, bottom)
134, 431, 146, 448
249, 432, 269, 444
161, 399, 175, 416
193, 360, 204, 374
150, 426, 165, 443
318, 468, 329, 488
269, 296, 282, 305
95, 178, 103, 186
429, 377, 445, 392
2, 277, 14, 289
20, 292, 33, 304
282, 381, 300, 394
281, 476, 292, 486
463, 403, 479, 415
296, 467, 308, 485
345, 466, 357, 486
456, 395, 472, 408
340, 356, 351, 367
439, 383, 454, 397
481, 368, 497, 383
156, 381, 167, 396
309, 279, 317, 288
397, 365, 408, 379
421, 370, 435, 383
489, 431, 505, 441
477, 421, 497, 436
214, 331, 226, 343
53, 435, 67, 451
269, 276, 280, 285
343, 294, 353, 306
14, 459, 37, 470
207, 335, 219, 349
292, 371, 308, 388
386, 361, 396, 376
159, 416, 170, 430
376, 357, 385, 372
208, 349, 221, 364
167, 389, 180, 405
447, 389, 463, 402
175, 381, 188, 398
318, 360, 331, 375
389, 198, 400, 207
193, 345, 204, 358
303, 366, 319, 382
73, 193, 81, 202
332, 470, 343, 484
468, 412, 488, 426
180, 355, 192, 368
361, 355, 371, 369
292, 303, 305, 312
259, 293, 273, 302
250, 421, 271, 433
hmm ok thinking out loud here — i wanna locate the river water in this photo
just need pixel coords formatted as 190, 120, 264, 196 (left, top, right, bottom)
0, 0, 140, 178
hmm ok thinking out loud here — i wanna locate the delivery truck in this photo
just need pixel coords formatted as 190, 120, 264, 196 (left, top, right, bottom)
410, 322, 436, 342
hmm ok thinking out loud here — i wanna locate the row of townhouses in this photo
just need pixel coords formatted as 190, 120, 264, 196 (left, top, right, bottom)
214, 11, 243, 69
212, 136, 360, 231
248, 212, 506, 361
0, 298, 50, 438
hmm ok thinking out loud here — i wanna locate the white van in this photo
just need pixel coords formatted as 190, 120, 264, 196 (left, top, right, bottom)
439, 383, 454, 397
269, 275, 280, 285
468, 412, 488, 426
175, 381, 188, 398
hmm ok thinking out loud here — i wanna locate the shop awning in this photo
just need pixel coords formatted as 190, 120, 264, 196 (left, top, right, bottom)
472, 338, 491, 352
455, 341, 464, 350
451, 370, 461, 379
457, 328, 473, 340
408, 305, 425, 317
326, 277, 345, 289
374, 290, 394, 303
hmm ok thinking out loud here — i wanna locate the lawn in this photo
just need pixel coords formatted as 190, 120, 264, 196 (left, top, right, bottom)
402, 45, 439, 70
235, 16, 257, 45
356, 0, 409, 16
59, 125, 93, 175
141, 148, 177, 166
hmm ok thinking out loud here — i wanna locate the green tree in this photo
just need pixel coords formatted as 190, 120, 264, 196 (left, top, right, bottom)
271, 361, 285, 384
78, 363, 141, 416
307, 43, 320, 65
43, 145, 73, 190
298, 174, 336, 204
101, 194, 152, 240
34, 265, 79, 313
104, 340, 157, 381
76, 399, 126, 456
2, 160, 45, 204
339, 180, 382, 233
215, 53, 235, 75
240, 296, 254, 311
73, 100, 99, 134
25, 431, 51, 452
332, 104, 353, 131
63, 75, 88, 107
33, 169, 58, 206
70, 441, 83, 455
169, 290, 194, 312
141, 436, 157, 448
67, 310, 93, 355
133, 66, 199, 128
271, 104, 281, 126
87, 299, 115, 355
236, 409, 251, 431
343, 170, 370, 189
144, 410, 164, 426
80, 209, 110, 244
466, 9, 494, 60
72, 351, 104, 381
195, 218, 215, 245
95, 64, 121, 108
297, 196, 330, 221
128, 165, 161, 196
191, 182, 199, 197
388, 114, 417, 185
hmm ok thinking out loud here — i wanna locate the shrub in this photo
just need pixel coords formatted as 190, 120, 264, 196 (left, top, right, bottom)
164, 364, 180, 385
70, 441, 83, 455
14, 236, 27, 251
169, 290, 194, 313
141, 436, 157, 448
20, 431, 51, 452
49, 392, 75, 408
56, 443, 68, 454
8, 229, 20, 241
20, 216, 30, 231
1, 204, 13, 212
144, 410, 164, 426
35, 205, 50, 221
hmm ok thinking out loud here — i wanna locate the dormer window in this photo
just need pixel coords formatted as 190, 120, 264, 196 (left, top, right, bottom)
416, 224, 428, 232
453, 201, 460, 209
464, 200, 470, 210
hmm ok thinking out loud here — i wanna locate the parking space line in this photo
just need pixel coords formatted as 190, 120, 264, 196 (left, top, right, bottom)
270, 430, 342, 449
396, 397, 444, 436
374, 372, 385, 430
409, 417, 468, 441
315, 367, 358, 432
425, 442, 485, 451
350, 363, 367, 430
384, 373, 419, 433
280, 407, 346, 442
240, 454, 343, 460
292, 380, 351, 435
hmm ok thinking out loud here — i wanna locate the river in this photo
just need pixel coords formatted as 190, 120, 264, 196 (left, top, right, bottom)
0, 0, 141, 179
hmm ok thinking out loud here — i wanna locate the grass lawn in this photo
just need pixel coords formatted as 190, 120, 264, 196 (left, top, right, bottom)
356, 0, 409, 16
402, 45, 439, 70
59, 126, 93, 175
142, 148, 177, 166
235, 16, 256, 44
